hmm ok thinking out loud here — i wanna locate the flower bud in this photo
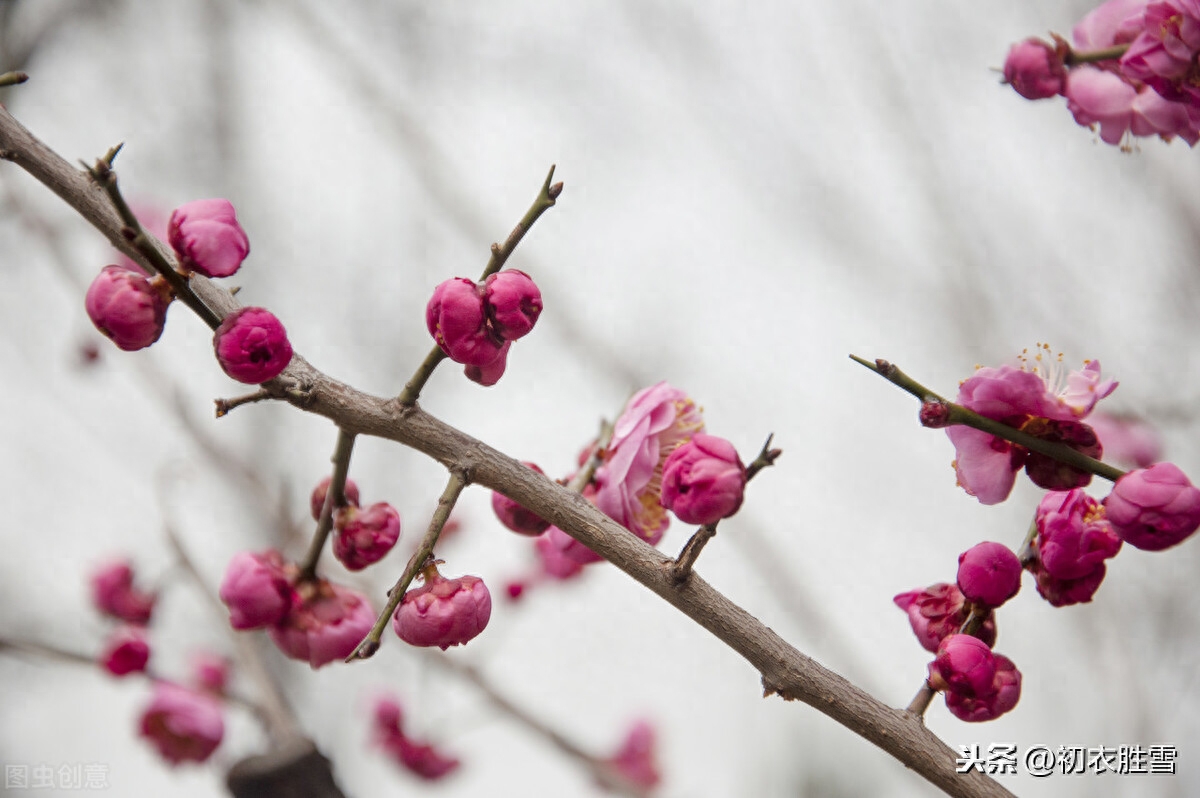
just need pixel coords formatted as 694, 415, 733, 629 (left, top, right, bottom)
944, 654, 1022, 722
138, 682, 224, 766
425, 277, 503, 367
1003, 38, 1068, 100
393, 571, 491, 650
191, 653, 230, 695
85, 265, 170, 351
310, 475, 361, 521
603, 720, 661, 791
1030, 489, 1121, 608
218, 550, 295, 630
1022, 419, 1102, 491
167, 199, 250, 278
929, 634, 996, 699
660, 433, 746, 525
463, 341, 510, 386
1103, 462, 1200, 551
90, 559, 156, 625
491, 463, 551, 536
894, 583, 996, 653
213, 306, 293, 384
99, 626, 150, 677
956, 542, 1021, 608
333, 502, 402, 571
483, 269, 542, 340
547, 523, 604, 565
269, 581, 375, 668
1027, 560, 1109, 607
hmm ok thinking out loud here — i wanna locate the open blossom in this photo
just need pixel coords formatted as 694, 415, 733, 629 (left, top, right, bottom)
1003, 38, 1068, 100
1103, 462, 1200, 550
269, 581, 375, 668
1119, 0, 1200, 106
167, 199, 250, 278
946, 347, 1116, 504
213, 307, 293, 384
659, 434, 746, 526
371, 696, 461, 781
219, 550, 295, 630
602, 720, 661, 792
594, 382, 705, 544
393, 569, 492, 650
138, 682, 224, 766
944, 654, 1022, 723
90, 559, 156, 625
894, 583, 996, 652
99, 626, 150, 677
333, 502, 401, 571
85, 265, 171, 351
956, 542, 1021, 608
1034, 489, 1122, 581
310, 475, 361, 521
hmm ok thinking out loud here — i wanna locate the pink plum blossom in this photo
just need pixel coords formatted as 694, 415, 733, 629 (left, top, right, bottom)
928, 634, 997, 699
956, 542, 1022, 608
269, 581, 375, 668
483, 270, 542, 340
894, 583, 996, 653
1028, 561, 1112, 607
1103, 462, 1200, 550
602, 720, 662, 792
84, 265, 171, 351
1073, 0, 1149, 49
138, 682, 224, 766
393, 570, 492, 650
1003, 38, 1068, 99
546, 522, 604, 565
167, 199, 250, 278
99, 626, 150, 677
90, 559, 156, 625
594, 382, 705, 544
1087, 412, 1162, 468
333, 502, 401, 571
310, 475, 361, 521
492, 463, 551, 536
1034, 490, 1122, 580
218, 550, 295, 630
1119, 0, 1200, 105
213, 307, 293, 384
535, 531, 588, 580
371, 696, 461, 781
946, 350, 1116, 504
659, 433, 746, 525
425, 277, 503, 367
944, 654, 1022, 723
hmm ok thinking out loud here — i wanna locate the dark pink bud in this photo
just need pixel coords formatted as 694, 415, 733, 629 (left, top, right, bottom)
84, 265, 170, 351
956, 542, 1022, 608
483, 269, 542, 340
492, 463, 551, 536
99, 626, 150, 677
546, 524, 604, 566
919, 399, 952, 428
333, 502, 402, 571
604, 720, 661, 791
191, 653, 230, 695
167, 199, 250, 278
309, 475, 361, 521
138, 682, 224, 766
373, 696, 403, 732
929, 634, 997, 699
505, 580, 527, 601
393, 572, 492, 650
1021, 418, 1102, 491
269, 580, 375, 668
218, 550, 295, 630
944, 654, 1022, 722
425, 277, 503, 367
463, 341, 510, 386
213, 306, 293, 384
660, 433, 746, 525
893, 583, 996, 653
1027, 558, 1109, 607
1003, 38, 1068, 100
535, 533, 588, 579
1103, 462, 1200, 551
1034, 489, 1121, 580
90, 559, 156, 625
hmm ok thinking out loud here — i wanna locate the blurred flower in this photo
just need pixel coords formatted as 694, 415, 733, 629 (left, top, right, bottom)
333, 502, 401, 571
310, 475, 361, 521
90, 559, 156, 625
492, 463, 552, 536
371, 695, 461, 781
99, 626, 150, 677
219, 550, 295, 630
269, 581, 375, 668
1087, 412, 1162, 469
1003, 38, 1068, 99
190, 652, 230, 695
138, 682, 224, 766
602, 720, 661, 792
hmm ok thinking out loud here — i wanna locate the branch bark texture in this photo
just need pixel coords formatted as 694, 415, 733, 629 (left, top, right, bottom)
0, 104, 1011, 798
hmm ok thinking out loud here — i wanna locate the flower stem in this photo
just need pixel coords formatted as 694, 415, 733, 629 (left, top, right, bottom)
214, 389, 273, 417
850, 355, 1127, 483
0, 71, 29, 88
1065, 44, 1129, 66
396, 165, 562, 405
296, 428, 357, 583
907, 682, 937, 717
346, 469, 468, 661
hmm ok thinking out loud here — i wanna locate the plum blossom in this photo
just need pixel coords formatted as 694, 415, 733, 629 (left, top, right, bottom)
943, 655, 1022, 723
946, 346, 1116, 504
84, 265, 171, 351
371, 696, 461, 781
218, 550, 295, 630
1003, 38, 1068, 99
602, 720, 662, 792
138, 682, 224, 765
213, 307, 293, 384
310, 475, 361, 521
1087, 412, 1162, 468
167, 198, 250, 278
491, 463, 552, 536
99, 626, 150, 677
1103, 462, 1200, 550
332, 502, 401, 571
269, 580, 375, 668
393, 568, 492, 650
894, 583, 996, 653
1032, 490, 1122, 599
1119, 0, 1200, 106
90, 559, 156, 625
659, 434, 746, 525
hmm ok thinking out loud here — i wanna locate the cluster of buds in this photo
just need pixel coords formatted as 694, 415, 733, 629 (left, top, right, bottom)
371, 696, 461, 780
311, 476, 404, 572
1003, 0, 1200, 146
90, 560, 156, 678
426, 270, 542, 385
84, 198, 295, 384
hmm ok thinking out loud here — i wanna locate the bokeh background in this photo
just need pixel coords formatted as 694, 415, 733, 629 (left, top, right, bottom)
2, 1, 1199, 796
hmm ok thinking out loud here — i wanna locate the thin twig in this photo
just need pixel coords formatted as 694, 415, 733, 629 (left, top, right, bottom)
215, 389, 273, 417
297, 428, 357, 583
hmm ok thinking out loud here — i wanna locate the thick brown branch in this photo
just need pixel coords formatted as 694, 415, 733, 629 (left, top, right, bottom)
0, 103, 1010, 798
